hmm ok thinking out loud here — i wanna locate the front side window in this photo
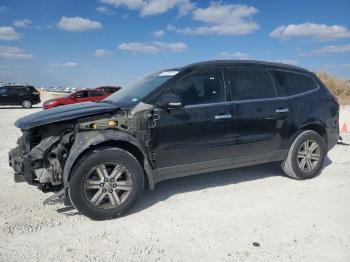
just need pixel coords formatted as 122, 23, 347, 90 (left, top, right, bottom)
167, 70, 225, 106
75, 91, 88, 98
229, 69, 276, 100
272, 70, 318, 96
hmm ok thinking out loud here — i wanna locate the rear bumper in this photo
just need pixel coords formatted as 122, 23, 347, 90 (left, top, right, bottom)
32, 96, 41, 105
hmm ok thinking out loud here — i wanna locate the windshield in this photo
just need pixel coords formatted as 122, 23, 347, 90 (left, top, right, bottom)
104, 70, 179, 105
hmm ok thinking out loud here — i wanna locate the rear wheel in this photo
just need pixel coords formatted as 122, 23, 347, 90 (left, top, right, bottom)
69, 148, 144, 220
282, 130, 326, 179
21, 99, 32, 108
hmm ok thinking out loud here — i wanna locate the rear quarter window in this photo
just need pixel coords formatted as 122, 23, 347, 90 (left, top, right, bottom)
272, 70, 318, 96
7, 86, 28, 93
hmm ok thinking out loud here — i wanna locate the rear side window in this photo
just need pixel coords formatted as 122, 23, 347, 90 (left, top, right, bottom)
88, 91, 104, 97
272, 70, 318, 96
229, 69, 276, 100
7, 86, 28, 93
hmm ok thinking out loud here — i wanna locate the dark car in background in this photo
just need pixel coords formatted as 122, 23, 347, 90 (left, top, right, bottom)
8, 60, 339, 220
0, 85, 41, 108
43, 89, 110, 109
95, 86, 121, 94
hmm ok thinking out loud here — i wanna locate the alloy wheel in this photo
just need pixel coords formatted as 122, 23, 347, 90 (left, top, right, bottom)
22, 100, 32, 108
297, 140, 320, 172
83, 162, 133, 209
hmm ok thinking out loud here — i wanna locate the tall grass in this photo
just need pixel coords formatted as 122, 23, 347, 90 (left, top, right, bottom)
316, 71, 350, 104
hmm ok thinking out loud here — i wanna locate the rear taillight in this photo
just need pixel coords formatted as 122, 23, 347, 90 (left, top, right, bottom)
33, 91, 40, 95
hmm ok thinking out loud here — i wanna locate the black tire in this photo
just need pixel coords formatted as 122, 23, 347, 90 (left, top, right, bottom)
282, 130, 326, 179
21, 99, 32, 108
69, 147, 144, 220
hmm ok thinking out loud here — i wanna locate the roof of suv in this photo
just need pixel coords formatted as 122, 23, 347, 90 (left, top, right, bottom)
180, 60, 310, 74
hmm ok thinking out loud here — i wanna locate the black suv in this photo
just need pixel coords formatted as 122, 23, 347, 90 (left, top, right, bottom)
8, 61, 339, 220
0, 85, 41, 108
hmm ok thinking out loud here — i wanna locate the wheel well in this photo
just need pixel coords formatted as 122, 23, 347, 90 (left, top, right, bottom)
96, 140, 145, 166
22, 98, 32, 103
302, 124, 327, 146
70, 140, 150, 188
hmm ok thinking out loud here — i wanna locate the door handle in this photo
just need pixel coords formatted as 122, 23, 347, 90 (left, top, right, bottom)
215, 114, 232, 120
276, 108, 289, 113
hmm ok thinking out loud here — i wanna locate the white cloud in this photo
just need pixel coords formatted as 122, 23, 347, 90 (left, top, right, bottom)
51, 62, 79, 67
118, 41, 188, 54
270, 23, 350, 41
57, 16, 102, 31
0, 6, 9, 13
170, 3, 259, 36
0, 26, 20, 41
273, 59, 299, 65
305, 44, 350, 55
97, 6, 109, 13
0, 45, 33, 59
152, 30, 165, 37
218, 51, 249, 60
13, 19, 32, 28
94, 49, 113, 57
96, 5, 115, 14
140, 0, 194, 17
99, 0, 194, 16
99, 0, 145, 10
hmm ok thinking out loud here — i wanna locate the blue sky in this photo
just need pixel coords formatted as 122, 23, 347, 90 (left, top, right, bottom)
0, 0, 349, 87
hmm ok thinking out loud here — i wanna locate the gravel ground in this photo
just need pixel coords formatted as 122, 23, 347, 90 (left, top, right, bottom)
0, 105, 350, 262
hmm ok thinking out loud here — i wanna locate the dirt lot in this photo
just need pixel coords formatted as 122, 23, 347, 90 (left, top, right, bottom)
0, 104, 349, 262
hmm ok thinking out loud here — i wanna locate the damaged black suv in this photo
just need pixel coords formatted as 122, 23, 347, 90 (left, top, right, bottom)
9, 60, 339, 220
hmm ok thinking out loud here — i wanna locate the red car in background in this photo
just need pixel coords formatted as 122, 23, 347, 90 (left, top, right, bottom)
43, 89, 110, 109
95, 86, 121, 94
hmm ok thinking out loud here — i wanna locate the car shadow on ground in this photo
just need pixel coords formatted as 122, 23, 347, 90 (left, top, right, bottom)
0, 106, 41, 109
132, 156, 333, 215
57, 157, 333, 218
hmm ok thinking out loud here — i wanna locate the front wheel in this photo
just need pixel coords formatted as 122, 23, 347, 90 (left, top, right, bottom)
69, 148, 144, 220
282, 130, 326, 179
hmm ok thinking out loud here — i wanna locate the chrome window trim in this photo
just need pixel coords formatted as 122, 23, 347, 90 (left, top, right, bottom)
165, 66, 320, 108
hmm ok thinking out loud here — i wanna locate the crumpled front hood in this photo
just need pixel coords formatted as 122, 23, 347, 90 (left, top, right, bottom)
15, 102, 120, 130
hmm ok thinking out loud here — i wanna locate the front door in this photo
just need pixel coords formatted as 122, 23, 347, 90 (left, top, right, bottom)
226, 68, 291, 158
153, 69, 236, 176
0, 86, 9, 105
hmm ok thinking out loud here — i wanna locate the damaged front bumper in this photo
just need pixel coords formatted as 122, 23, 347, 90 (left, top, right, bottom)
8, 135, 37, 185
8, 125, 74, 191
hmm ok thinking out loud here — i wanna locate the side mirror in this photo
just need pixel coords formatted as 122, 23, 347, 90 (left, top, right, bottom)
158, 94, 183, 109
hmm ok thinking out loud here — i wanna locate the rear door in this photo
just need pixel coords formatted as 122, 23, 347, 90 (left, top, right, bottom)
153, 68, 236, 174
226, 68, 291, 158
